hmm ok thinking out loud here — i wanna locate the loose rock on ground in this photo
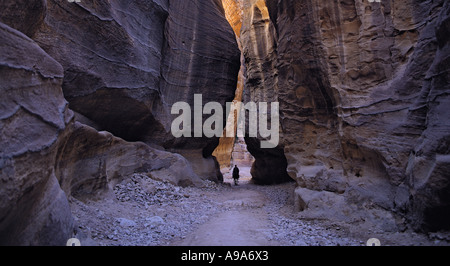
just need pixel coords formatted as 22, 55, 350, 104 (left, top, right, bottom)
70, 173, 449, 246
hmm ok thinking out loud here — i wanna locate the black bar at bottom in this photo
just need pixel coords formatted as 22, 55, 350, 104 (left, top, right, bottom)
7, 246, 449, 265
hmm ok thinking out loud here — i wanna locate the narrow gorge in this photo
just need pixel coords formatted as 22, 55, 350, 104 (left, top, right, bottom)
0, 0, 449, 246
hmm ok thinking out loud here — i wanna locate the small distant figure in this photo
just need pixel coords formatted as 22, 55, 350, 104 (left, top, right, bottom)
232, 165, 240, 186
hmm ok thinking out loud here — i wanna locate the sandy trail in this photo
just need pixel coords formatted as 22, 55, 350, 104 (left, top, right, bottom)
71, 171, 448, 246
171, 181, 282, 246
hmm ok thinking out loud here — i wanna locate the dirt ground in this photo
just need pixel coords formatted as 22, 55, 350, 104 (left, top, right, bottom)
70, 171, 450, 246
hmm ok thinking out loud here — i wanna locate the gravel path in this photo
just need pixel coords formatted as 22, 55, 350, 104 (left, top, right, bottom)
71, 174, 224, 246
70, 173, 449, 246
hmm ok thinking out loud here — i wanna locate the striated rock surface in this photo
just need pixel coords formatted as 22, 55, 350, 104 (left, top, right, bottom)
0, 23, 73, 245
405, 1, 450, 231
1, 0, 448, 246
0, 20, 202, 245
32, 0, 170, 143
0, 0, 240, 245
56, 122, 202, 200
5, 0, 239, 181
212, 0, 246, 170
160, 0, 239, 119
241, 0, 450, 231
239, 0, 291, 185
0, 0, 46, 38
160, 0, 240, 181
231, 137, 255, 168
2, 0, 240, 171
222, 0, 244, 37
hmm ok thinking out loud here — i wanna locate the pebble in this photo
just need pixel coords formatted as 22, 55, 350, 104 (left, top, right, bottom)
258, 184, 361, 246
71, 173, 224, 246
145, 216, 165, 228
116, 218, 137, 228
70, 174, 371, 246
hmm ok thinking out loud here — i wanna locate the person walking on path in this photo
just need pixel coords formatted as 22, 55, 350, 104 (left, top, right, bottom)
232, 165, 240, 186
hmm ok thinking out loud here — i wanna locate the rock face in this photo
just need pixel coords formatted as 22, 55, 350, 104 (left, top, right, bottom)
406, 1, 450, 231
231, 137, 255, 168
241, 0, 450, 231
0, 0, 240, 245
239, 0, 292, 185
0, 21, 202, 245
1, 0, 448, 246
0, 23, 73, 245
0, 0, 46, 38
37, 0, 170, 143
18, 0, 238, 182
222, 0, 244, 37
29, 0, 240, 146
211, 0, 246, 171
56, 122, 203, 199
160, 0, 240, 181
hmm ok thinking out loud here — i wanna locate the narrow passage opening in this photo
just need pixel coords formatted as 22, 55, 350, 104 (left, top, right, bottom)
214, 0, 292, 186
213, 0, 255, 184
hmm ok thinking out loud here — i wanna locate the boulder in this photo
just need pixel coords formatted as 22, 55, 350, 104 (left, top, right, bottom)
55, 122, 203, 200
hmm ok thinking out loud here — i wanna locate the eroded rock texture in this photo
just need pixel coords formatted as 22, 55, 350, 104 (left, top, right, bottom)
239, 0, 291, 185
242, 0, 450, 231
160, 0, 240, 181
0, 23, 73, 245
26, 0, 239, 181
0, 0, 240, 245
30, 0, 239, 146
56, 122, 203, 200
212, 0, 247, 170
0, 20, 202, 245
405, 1, 450, 231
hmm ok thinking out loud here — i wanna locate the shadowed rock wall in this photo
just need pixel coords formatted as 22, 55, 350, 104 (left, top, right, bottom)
0, 0, 240, 245
242, 0, 450, 231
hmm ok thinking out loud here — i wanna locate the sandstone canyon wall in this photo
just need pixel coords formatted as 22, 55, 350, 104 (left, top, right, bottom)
1, 0, 449, 246
0, 22, 74, 245
0, 0, 240, 245
242, 0, 450, 231
239, 0, 292, 185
